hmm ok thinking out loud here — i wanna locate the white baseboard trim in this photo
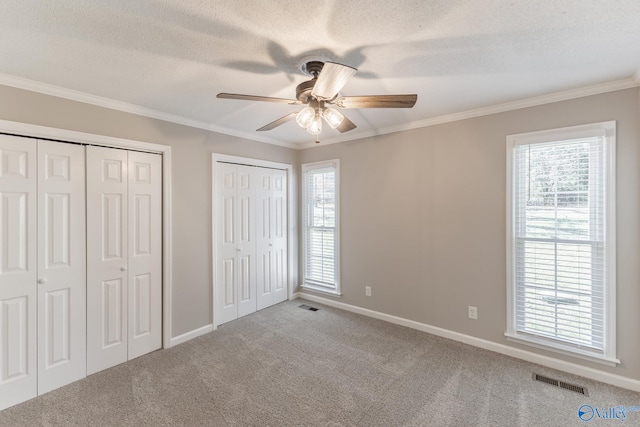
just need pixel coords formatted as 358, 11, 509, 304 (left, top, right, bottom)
169, 324, 214, 348
296, 292, 640, 392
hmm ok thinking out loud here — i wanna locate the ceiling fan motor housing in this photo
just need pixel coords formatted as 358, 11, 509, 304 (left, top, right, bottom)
296, 79, 315, 102
296, 60, 327, 102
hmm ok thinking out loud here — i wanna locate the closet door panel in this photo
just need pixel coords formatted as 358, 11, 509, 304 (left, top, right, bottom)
256, 170, 272, 310
216, 163, 239, 324
271, 170, 287, 304
127, 151, 162, 360
37, 141, 86, 394
236, 165, 256, 318
0, 135, 37, 410
86, 146, 128, 375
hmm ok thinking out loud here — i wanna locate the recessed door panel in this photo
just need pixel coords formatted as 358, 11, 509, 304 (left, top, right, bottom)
0, 135, 36, 410
223, 197, 234, 245
240, 197, 250, 244
102, 278, 123, 347
262, 252, 271, 294
46, 193, 70, 268
273, 249, 285, 293
133, 162, 150, 184
239, 255, 250, 303
102, 194, 123, 260
133, 274, 151, 338
274, 196, 284, 239
44, 154, 69, 181
1, 192, 28, 273
134, 195, 151, 256
0, 297, 28, 383
103, 159, 122, 183
45, 289, 70, 367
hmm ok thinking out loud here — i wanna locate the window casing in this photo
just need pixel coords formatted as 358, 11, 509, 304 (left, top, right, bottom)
302, 160, 340, 295
506, 122, 617, 366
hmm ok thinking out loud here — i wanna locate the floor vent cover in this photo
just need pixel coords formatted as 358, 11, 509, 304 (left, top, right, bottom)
533, 373, 588, 396
299, 304, 319, 312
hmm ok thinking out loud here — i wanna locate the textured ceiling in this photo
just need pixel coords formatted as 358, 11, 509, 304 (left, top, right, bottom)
1, 1, 639, 147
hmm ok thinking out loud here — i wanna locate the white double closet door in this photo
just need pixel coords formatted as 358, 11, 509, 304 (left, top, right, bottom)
216, 162, 287, 325
86, 146, 162, 375
0, 136, 86, 408
0, 136, 162, 410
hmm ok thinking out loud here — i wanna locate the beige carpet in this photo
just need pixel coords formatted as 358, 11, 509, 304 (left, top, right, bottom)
1, 299, 638, 426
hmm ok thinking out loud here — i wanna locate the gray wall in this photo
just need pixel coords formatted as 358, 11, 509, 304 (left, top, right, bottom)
2, 83, 638, 382
0, 84, 297, 337
299, 88, 640, 380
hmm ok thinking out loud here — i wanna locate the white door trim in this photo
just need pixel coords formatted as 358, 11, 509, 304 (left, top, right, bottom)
0, 119, 174, 350
211, 153, 295, 329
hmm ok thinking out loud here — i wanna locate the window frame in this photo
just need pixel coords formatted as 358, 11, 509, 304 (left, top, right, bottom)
301, 159, 341, 296
505, 121, 618, 366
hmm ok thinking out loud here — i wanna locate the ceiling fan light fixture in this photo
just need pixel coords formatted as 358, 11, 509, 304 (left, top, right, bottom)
306, 113, 322, 135
323, 107, 344, 129
296, 106, 315, 128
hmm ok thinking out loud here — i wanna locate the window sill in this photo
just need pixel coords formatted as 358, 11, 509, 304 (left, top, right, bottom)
505, 332, 620, 367
300, 284, 342, 297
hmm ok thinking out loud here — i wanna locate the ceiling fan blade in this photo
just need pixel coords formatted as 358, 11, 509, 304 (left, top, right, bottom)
311, 62, 357, 100
336, 115, 357, 133
333, 94, 417, 109
217, 93, 299, 104
256, 112, 298, 131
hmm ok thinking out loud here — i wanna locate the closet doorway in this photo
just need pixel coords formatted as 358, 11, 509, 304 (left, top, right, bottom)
0, 120, 172, 411
212, 154, 294, 328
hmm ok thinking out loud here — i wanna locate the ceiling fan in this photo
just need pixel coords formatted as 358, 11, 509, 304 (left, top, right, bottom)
217, 58, 417, 141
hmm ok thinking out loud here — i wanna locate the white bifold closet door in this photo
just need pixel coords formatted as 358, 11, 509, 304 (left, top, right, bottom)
0, 136, 86, 409
37, 140, 86, 394
215, 162, 287, 326
256, 168, 287, 310
0, 136, 38, 409
217, 163, 257, 325
86, 146, 161, 375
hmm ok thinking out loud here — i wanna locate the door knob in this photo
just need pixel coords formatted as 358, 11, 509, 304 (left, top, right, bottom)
269, 244, 273, 247
37, 278, 47, 284
120, 266, 127, 272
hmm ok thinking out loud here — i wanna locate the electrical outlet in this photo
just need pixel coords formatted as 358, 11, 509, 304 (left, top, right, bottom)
468, 306, 478, 320
365, 286, 372, 297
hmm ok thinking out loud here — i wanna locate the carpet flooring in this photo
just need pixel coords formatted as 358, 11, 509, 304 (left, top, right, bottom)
1, 299, 638, 426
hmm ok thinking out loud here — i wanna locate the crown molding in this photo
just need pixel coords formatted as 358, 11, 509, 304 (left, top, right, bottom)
1, 72, 637, 151
299, 76, 640, 149
0, 72, 298, 149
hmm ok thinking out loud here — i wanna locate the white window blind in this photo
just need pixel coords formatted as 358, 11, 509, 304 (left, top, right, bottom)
302, 161, 339, 294
507, 122, 616, 364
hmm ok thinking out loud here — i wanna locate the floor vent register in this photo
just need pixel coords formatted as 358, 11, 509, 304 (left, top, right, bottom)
533, 373, 588, 396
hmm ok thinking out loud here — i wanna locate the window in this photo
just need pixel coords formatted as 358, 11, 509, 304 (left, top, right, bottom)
506, 122, 617, 365
302, 160, 340, 295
